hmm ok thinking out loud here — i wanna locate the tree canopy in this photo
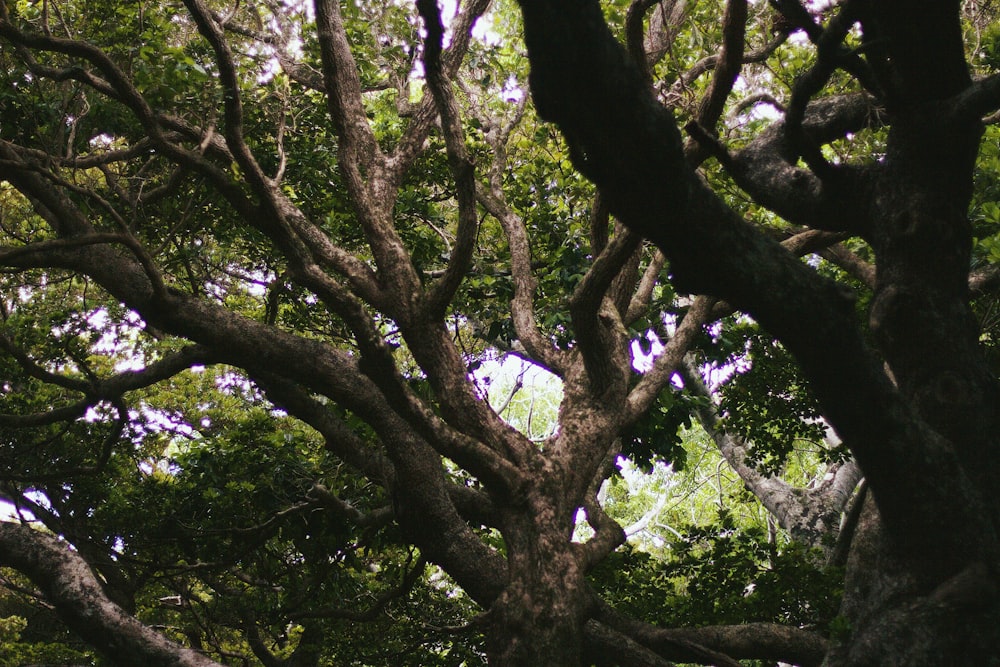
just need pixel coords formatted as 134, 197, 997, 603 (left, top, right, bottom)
1, 0, 1000, 664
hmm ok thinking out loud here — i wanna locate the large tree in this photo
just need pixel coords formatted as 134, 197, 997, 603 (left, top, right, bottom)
1, 0, 999, 664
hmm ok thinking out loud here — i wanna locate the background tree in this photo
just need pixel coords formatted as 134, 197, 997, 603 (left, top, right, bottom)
0, 0, 998, 665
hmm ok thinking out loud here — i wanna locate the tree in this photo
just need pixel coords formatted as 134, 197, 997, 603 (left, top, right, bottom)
0, 0, 999, 664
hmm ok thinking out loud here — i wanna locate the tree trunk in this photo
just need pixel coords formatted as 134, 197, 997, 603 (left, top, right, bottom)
824, 499, 1000, 667
486, 488, 589, 666
821, 102, 1000, 666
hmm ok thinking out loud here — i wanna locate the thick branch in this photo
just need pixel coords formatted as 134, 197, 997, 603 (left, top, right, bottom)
569, 230, 641, 394
591, 599, 827, 667
0, 523, 222, 667
720, 94, 883, 234
312, 0, 380, 168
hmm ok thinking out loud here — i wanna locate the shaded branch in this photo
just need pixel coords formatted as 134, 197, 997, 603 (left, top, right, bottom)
388, 0, 492, 181
569, 230, 641, 395
287, 554, 426, 621
0, 232, 168, 299
584, 620, 679, 667
955, 72, 1000, 120
515, 0, 997, 572
666, 32, 786, 106
0, 522, 223, 667
416, 0, 480, 319
592, 598, 827, 667
722, 93, 883, 233
819, 243, 876, 289
694, 0, 748, 130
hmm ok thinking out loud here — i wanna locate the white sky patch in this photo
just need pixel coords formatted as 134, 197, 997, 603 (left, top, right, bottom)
474, 354, 562, 440
0, 488, 50, 523
140, 405, 199, 440
501, 74, 524, 102
0, 502, 36, 522
630, 331, 665, 373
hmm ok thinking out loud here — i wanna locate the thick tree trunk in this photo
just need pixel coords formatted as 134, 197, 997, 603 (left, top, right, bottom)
825, 99, 1000, 667
485, 488, 589, 666
824, 499, 1000, 667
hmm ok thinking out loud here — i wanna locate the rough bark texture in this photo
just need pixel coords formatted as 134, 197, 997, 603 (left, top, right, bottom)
0, 523, 222, 667
513, 0, 1000, 663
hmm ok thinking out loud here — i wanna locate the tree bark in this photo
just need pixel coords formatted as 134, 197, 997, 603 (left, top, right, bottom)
512, 0, 1000, 663
0, 523, 222, 667
486, 484, 589, 666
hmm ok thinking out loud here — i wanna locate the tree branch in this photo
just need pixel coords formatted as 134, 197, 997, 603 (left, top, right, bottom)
625, 295, 714, 423
0, 522, 223, 666
476, 184, 566, 374
569, 230, 641, 395
717, 94, 882, 234
694, 0, 747, 130
416, 0, 480, 320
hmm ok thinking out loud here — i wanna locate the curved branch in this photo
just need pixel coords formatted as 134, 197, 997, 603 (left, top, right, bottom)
693, 0, 747, 130
667, 32, 786, 105
624, 0, 660, 81
0, 331, 90, 393
0, 522, 223, 667
181, 0, 275, 194
0, 8, 258, 228
475, 184, 566, 374
577, 452, 626, 570
569, 230, 641, 394
388, 0, 492, 180
723, 94, 883, 233
0, 5, 155, 127
0, 232, 168, 298
782, 0, 865, 176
